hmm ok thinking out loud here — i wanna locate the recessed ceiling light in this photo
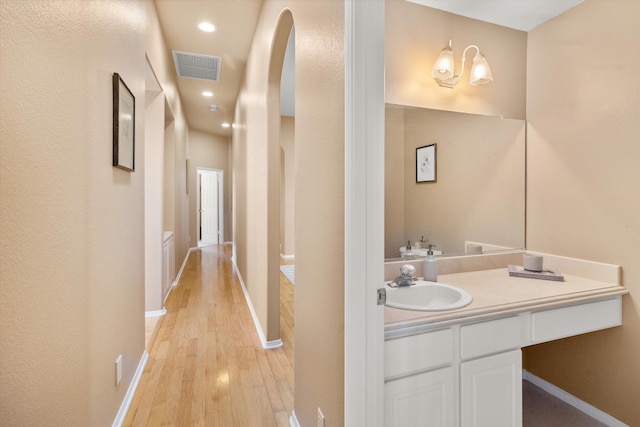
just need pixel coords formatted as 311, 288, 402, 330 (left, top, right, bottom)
222, 122, 230, 128
202, 91, 213, 97
198, 22, 215, 32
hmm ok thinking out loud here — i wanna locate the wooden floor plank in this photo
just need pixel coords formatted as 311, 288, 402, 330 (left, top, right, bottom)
123, 245, 294, 426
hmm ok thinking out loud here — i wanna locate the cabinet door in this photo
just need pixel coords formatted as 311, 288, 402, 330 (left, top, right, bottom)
384, 367, 455, 427
461, 350, 522, 427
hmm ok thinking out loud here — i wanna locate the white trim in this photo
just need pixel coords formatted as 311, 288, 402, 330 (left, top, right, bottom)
172, 246, 196, 288
112, 351, 149, 427
163, 246, 197, 305
144, 308, 166, 318
289, 410, 300, 427
523, 370, 629, 427
344, 1, 385, 426
231, 256, 283, 350
280, 253, 295, 261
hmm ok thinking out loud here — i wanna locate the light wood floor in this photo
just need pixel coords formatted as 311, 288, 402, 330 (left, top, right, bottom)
124, 245, 295, 427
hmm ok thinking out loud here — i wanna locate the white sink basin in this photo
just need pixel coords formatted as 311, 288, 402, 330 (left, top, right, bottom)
385, 280, 473, 311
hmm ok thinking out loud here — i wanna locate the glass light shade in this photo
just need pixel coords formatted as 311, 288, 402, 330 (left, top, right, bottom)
431, 45, 455, 80
469, 52, 493, 86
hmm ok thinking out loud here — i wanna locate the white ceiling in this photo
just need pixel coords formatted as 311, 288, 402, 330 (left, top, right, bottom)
153, 0, 583, 137
154, 0, 263, 137
407, 0, 583, 31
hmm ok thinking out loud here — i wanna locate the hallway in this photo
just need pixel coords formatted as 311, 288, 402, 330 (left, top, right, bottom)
124, 245, 294, 426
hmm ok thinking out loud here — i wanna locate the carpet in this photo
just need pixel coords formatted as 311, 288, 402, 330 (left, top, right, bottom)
280, 265, 295, 285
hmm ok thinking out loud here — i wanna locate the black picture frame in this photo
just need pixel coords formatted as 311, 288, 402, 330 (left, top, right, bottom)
113, 73, 135, 172
416, 143, 437, 183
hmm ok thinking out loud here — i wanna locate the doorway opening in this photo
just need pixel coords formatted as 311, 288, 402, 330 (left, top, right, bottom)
197, 168, 224, 247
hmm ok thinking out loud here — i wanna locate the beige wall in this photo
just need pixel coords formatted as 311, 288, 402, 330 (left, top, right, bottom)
385, 106, 525, 258
385, 0, 527, 120
0, 1, 146, 425
146, 1, 191, 270
524, 1, 640, 424
280, 116, 295, 257
233, 0, 345, 425
188, 129, 232, 244
144, 86, 166, 311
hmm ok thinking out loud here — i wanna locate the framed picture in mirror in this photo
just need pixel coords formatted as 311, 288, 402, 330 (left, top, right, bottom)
416, 143, 436, 183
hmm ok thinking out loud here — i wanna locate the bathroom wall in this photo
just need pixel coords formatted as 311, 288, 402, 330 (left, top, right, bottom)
385, 107, 525, 258
385, 0, 527, 120
188, 130, 232, 244
233, 1, 345, 425
525, 1, 640, 425
385, 107, 406, 258
384, 0, 528, 260
0, 1, 146, 425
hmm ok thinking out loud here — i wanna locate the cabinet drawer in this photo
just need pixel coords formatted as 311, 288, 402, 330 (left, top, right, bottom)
531, 297, 622, 344
385, 328, 453, 379
461, 316, 521, 360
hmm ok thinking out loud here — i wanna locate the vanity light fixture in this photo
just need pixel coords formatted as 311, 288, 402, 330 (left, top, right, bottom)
431, 40, 493, 88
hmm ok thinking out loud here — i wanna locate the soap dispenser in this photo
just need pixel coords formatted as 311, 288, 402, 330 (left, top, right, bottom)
423, 244, 438, 282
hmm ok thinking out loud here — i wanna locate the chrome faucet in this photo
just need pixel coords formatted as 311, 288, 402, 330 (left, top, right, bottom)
389, 264, 417, 287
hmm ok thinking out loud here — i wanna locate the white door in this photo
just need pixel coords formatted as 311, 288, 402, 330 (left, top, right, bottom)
200, 170, 221, 245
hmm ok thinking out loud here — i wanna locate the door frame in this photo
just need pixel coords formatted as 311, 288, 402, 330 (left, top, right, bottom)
196, 168, 224, 245
344, 0, 385, 426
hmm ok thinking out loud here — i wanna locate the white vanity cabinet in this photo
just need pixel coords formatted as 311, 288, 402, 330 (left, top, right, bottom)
460, 316, 523, 427
460, 350, 522, 426
384, 296, 623, 426
385, 366, 455, 427
384, 329, 455, 426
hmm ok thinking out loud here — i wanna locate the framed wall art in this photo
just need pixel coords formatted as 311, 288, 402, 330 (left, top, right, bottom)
112, 72, 135, 171
416, 143, 437, 183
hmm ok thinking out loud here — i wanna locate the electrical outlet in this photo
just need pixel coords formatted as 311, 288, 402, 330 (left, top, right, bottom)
115, 355, 123, 386
317, 407, 325, 427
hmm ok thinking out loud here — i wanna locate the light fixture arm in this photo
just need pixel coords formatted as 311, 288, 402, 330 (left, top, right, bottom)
457, 45, 480, 81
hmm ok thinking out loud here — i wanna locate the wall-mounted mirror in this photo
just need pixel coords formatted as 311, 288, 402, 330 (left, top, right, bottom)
385, 104, 526, 260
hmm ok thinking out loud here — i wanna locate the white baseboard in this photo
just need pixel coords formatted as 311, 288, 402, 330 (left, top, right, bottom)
144, 308, 166, 318
162, 247, 196, 305
289, 410, 300, 427
280, 253, 295, 261
523, 370, 628, 427
112, 351, 149, 427
231, 257, 283, 350
172, 246, 197, 289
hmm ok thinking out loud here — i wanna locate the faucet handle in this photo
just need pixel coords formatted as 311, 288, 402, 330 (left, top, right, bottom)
400, 264, 416, 277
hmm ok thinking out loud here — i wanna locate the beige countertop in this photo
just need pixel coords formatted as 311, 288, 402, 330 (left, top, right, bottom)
384, 267, 628, 336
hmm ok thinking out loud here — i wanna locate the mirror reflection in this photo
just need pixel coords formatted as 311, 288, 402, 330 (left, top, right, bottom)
385, 104, 526, 260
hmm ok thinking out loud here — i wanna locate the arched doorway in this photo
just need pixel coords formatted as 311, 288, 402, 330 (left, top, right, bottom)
265, 10, 294, 343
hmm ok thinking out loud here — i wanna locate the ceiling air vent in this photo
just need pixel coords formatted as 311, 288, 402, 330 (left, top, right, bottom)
172, 50, 221, 82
